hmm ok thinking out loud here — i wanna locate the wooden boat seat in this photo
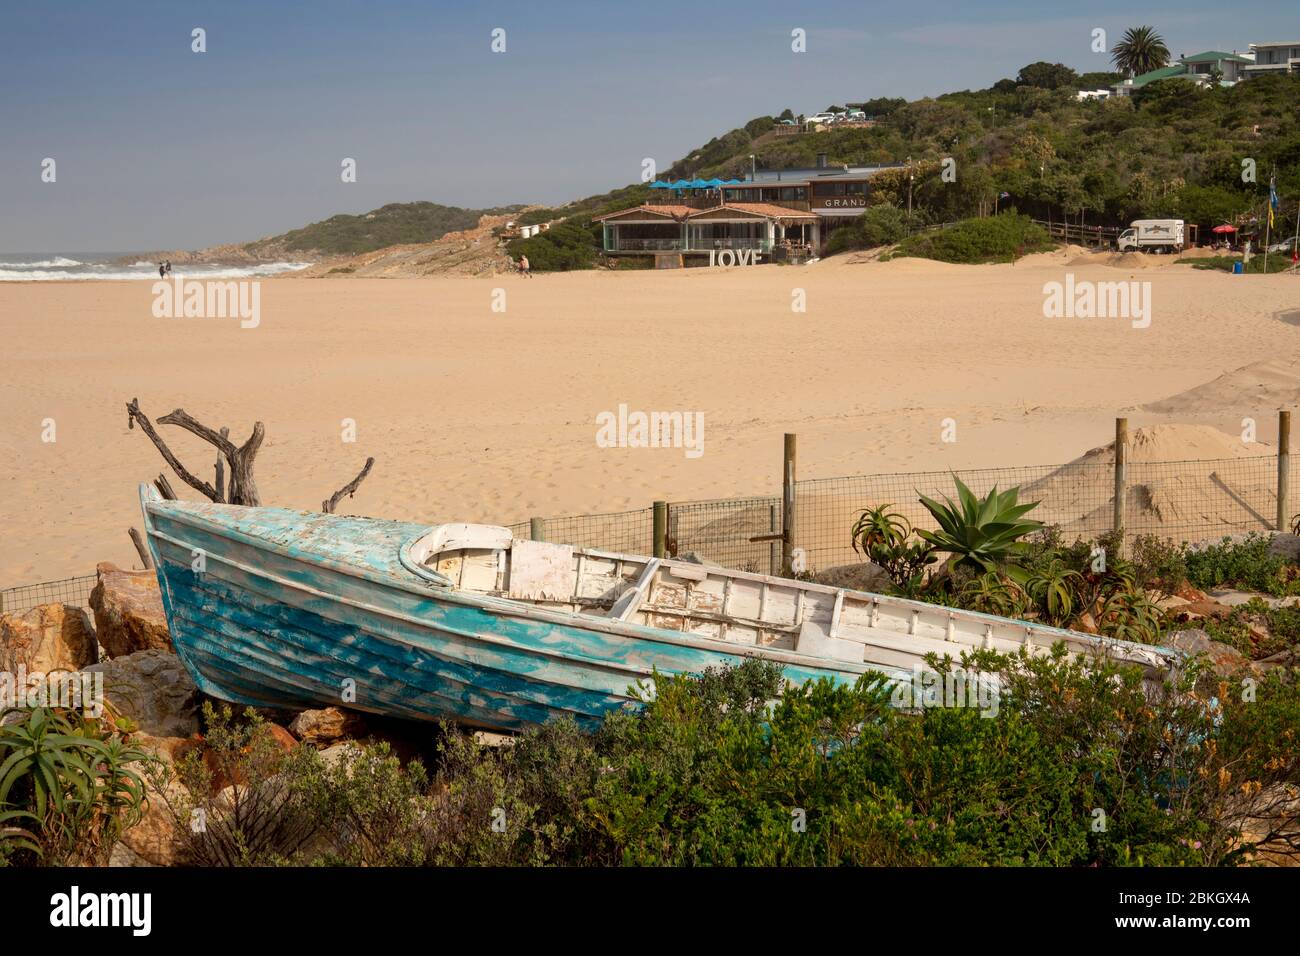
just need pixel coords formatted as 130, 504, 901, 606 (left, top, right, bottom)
410, 523, 513, 565
608, 559, 661, 621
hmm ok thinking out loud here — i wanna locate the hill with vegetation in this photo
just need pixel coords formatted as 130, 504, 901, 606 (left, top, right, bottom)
245, 201, 526, 257
510, 55, 1300, 268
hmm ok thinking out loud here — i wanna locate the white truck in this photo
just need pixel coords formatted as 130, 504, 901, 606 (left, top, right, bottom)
1117, 219, 1185, 254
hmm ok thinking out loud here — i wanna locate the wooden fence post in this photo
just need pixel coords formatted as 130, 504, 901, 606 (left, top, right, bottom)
1113, 417, 1128, 544
652, 501, 668, 558
782, 433, 797, 574
529, 517, 545, 542
1278, 410, 1291, 532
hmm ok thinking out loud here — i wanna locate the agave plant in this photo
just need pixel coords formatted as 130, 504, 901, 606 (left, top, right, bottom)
916, 477, 1043, 575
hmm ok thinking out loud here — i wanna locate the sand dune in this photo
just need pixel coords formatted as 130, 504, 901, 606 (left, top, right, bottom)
2, 257, 1299, 583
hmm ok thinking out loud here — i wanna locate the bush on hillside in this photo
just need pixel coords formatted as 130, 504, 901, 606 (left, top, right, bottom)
891, 212, 1053, 263
505, 221, 598, 271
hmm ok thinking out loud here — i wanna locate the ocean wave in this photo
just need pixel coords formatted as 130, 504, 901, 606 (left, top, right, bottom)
0, 256, 83, 268
0, 262, 313, 281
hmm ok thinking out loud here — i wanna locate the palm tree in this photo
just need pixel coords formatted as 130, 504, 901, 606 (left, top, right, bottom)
1111, 26, 1171, 77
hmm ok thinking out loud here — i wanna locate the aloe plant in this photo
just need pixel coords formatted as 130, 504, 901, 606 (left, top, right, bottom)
0, 707, 150, 865
916, 477, 1043, 575
850, 504, 936, 592
1024, 559, 1083, 626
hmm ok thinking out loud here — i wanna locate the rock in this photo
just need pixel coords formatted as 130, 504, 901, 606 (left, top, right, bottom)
319, 742, 363, 770
675, 552, 724, 568
810, 562, 892, 593
131, 732, 199, 766
288, 706, 368, 745
203, 722, 296, 792
267, 722, 297, 752
0, 603, 98, 673
113, 779, 190, 867
1170, 600, 1235, 623
1267, 532, 1300, 562
89, 562, 171, 657
83, 649, 200, 737
1205, 589, 1257, 607
1160, 628, 1252, 675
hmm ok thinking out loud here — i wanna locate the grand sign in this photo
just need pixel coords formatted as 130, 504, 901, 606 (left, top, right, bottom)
813, 196, 868, 209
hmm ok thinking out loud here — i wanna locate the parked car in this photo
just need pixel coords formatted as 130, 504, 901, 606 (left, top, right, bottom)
1267, 235, 1299, 254
807, 113, 837, 125
778, 118, 798, 126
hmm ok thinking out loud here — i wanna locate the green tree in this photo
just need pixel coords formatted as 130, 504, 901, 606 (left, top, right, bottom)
1015, 62, 1079, 90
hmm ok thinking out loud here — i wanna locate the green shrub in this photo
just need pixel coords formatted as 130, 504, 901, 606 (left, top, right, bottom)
1202, 598, 1300, 659
148, 703, 325, 866
1183, 534, 1300, 596
505, 221, 598, 271
892, 213, 1054, 264
825, 205, 910, 254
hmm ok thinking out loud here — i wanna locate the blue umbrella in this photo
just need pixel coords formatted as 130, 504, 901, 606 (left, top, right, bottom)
703, 178, 724, 187
648, 180, 671, 188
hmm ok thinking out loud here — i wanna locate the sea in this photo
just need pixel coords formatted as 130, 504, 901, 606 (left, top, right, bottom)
0, 252, 312, 281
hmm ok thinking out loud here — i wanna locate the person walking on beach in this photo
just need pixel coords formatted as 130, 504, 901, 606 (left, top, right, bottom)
519, 254, 531, 278
164, 260, 172, 276
158, 262, 165, 279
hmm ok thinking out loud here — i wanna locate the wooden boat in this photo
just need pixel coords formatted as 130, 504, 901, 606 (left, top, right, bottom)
138, 485, 1180, 732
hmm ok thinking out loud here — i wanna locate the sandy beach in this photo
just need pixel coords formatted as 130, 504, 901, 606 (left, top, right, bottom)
2, 253, 1298, 584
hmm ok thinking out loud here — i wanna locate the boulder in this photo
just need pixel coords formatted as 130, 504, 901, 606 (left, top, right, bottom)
1169, 600, 1235, 623
1160, 628, 1252, 675
83, 649, 200, 737
810, 562, 892, 593
0, 603, 97, 673
112, 779, 191, 867
1267, 532, 1300, 562
288, 706, 368, 745
89, 562, 171, 657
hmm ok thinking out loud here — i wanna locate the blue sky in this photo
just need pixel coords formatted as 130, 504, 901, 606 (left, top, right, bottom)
3, 0, 1297, 251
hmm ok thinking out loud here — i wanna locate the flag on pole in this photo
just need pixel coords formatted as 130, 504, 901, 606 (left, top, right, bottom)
1269, 176, 1279, 230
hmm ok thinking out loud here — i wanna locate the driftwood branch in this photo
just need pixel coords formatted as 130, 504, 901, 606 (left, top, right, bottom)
127, 398, 221, 501
154, 473, 177, 500
128, 527, 154, 569
129, 398, 375, 513
127, 399, 265, 505
214, 427, 229, 503
323, 457, 375, 514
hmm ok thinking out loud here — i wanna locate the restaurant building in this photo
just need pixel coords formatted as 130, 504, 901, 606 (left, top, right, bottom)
594, 157, 899, 264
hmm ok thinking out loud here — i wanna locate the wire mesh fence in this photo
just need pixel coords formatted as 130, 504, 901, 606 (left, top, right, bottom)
2, 453, 1293, 611
509, 508, 655, 555
668, 496, 783, 572
0, 575, 98, 618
